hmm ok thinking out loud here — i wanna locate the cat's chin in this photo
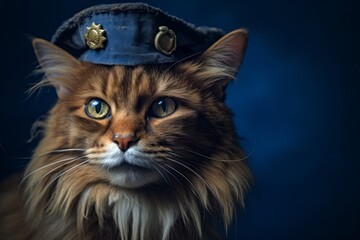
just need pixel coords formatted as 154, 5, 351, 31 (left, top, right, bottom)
107, 164, 160, 188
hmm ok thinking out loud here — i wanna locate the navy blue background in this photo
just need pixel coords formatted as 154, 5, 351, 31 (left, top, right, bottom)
0, 0, 358, 239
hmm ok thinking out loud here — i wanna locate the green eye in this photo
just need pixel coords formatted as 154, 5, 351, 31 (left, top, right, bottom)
150, 97, 177, 118
85, 98, 111, 119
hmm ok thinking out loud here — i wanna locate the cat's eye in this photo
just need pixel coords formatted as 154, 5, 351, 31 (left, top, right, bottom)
150, 97, 177, 118
85, 98, 111, 119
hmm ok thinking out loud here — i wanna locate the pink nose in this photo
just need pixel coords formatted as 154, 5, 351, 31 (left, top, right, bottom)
112, 134, 138, 151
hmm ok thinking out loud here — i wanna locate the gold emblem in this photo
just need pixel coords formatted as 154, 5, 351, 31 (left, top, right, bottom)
85, 22, 107, 49
154, 26, 177, 55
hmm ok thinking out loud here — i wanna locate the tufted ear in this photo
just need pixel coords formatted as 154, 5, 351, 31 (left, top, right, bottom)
32, 38, 81, 99
196, 29, 248, 99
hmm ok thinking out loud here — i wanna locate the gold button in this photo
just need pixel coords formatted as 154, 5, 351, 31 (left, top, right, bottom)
154, 26, 177, 55
85, 22, 107, 49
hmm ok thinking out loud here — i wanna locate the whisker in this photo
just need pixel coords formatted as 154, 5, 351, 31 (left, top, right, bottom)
155, 161, 182, 185
152, 162, 171, 185
170, 146, 255, 162
18, 156, 86, 191
20, 156, 83, 185
38, 148, 85, 157
163, 51, 203, 75
157, 160, 209, 223
41, 160, 90, 210
42, 160, 90, 194
161, 160, 209, 230
34, 156, 87, 184
165, 157, 214, 195
141, 158, 170, 184
166, 152, 214, 171
56, 161, 90, 185
162, 162, 202, 200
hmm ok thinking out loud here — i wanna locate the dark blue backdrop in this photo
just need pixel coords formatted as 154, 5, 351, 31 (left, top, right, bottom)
0, 0, 358, 239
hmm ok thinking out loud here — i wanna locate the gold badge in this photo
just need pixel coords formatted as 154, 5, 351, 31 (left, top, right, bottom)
154, 26, 177, 55
85, 22, 107, 49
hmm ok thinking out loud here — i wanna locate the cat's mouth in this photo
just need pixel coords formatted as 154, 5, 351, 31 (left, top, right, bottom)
106, 161, 160, 188
101, 148, 161, 188
108, 162, 151, 172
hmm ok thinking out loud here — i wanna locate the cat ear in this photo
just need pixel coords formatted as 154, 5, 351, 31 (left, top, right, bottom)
196, 29, 248, 99
32, 38, 81, 98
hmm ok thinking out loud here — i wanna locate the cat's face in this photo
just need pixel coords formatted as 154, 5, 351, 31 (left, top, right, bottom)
58, 63, 228, 188
31, 30, 248, 189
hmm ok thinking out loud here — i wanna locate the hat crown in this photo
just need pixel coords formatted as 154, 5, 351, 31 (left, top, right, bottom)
52, 3, 224, 66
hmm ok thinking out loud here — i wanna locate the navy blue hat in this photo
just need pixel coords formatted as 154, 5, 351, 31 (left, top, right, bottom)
52, 3, 224, 66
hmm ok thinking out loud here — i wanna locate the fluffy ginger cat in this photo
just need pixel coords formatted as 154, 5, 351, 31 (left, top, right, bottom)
0, 25, 250, 240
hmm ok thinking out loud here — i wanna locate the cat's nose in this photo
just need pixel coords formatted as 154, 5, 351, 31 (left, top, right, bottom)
112, 133, 138, 151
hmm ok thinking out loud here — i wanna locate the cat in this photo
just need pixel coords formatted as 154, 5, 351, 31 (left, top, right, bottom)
0, 29, 250, 240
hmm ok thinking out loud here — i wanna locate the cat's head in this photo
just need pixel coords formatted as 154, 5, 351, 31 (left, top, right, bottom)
31, 29, 248, 189
25, 29, 250, 239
